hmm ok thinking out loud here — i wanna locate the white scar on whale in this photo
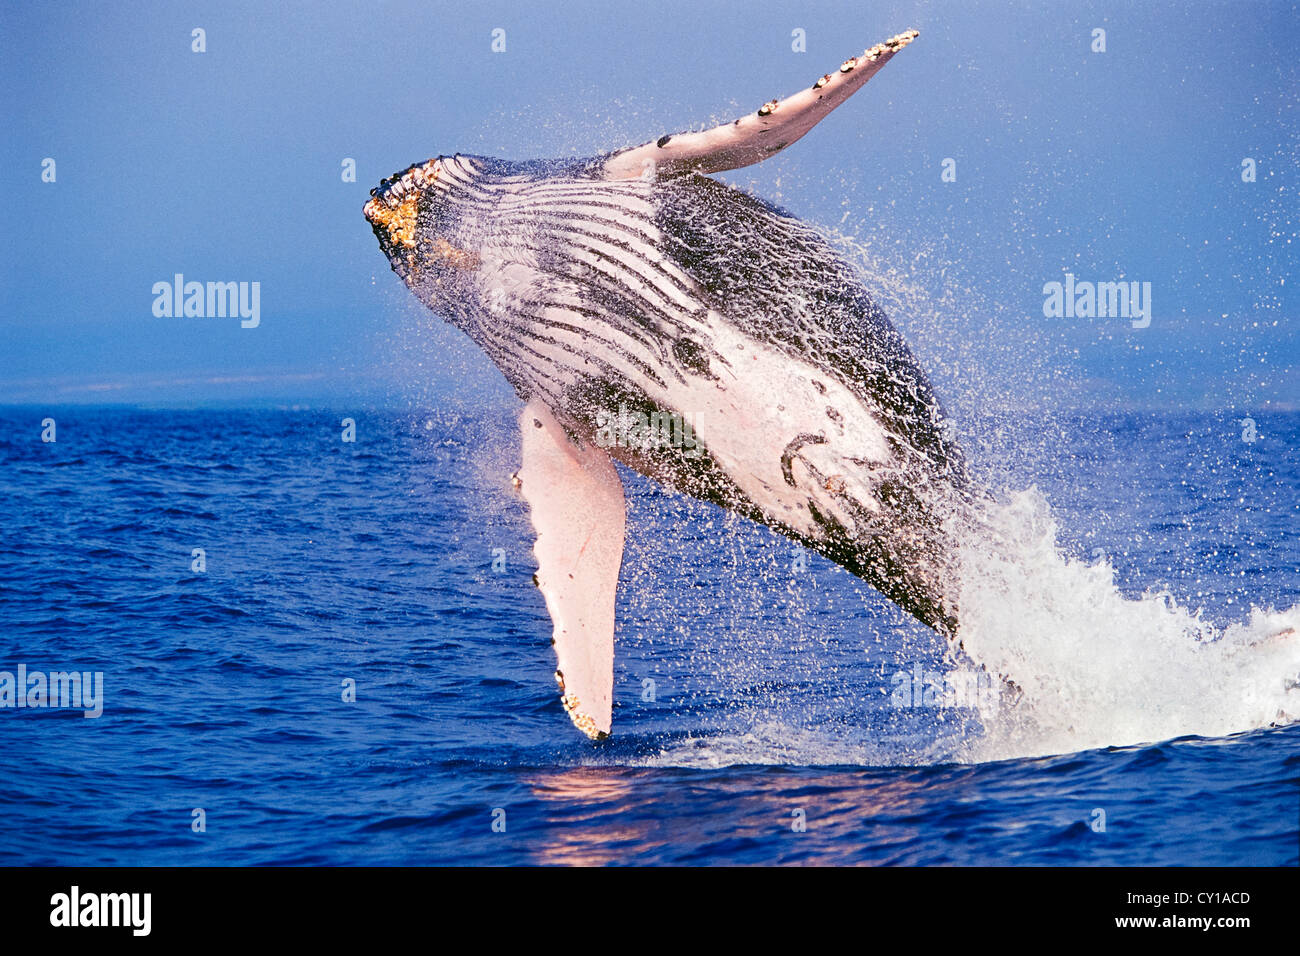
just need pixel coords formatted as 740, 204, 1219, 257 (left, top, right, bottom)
363, 29, 980, 739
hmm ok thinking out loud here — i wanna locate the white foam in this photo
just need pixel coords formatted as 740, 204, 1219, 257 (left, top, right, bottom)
955, 488, 1300, 761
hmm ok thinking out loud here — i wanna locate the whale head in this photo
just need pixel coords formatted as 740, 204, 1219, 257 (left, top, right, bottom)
364, 157, 484, 321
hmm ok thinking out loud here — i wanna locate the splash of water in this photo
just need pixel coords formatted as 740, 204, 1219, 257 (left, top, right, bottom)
828, 224, 1300, 761
954, 488, 1300, 760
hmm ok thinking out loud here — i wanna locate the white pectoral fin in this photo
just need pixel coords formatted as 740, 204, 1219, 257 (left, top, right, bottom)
603, 29, 919, 180
517, 401, 626, 739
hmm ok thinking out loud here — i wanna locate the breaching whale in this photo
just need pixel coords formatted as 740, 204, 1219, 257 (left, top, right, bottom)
365, 29, 973, 739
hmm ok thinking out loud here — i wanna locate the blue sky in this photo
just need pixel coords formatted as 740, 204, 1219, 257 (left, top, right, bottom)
1, 0, 1296, 410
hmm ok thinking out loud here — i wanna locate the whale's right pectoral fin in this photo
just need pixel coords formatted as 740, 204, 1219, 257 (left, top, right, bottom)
602, 29, 919, 180
516, 401, 626, 740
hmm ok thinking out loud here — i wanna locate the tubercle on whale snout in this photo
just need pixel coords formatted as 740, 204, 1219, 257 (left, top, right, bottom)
364, 157, 486, 280
362, 158, 442, 259
365, 157, 441, 212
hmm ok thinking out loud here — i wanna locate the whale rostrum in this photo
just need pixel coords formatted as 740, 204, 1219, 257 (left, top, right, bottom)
365, 29, 972, 739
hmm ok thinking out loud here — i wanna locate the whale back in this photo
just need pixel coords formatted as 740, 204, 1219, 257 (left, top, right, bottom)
643, 174, 967, 635
653, 173, 966, 489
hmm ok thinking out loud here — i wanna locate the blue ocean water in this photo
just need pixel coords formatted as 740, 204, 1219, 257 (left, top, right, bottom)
0, 405, 1296, 865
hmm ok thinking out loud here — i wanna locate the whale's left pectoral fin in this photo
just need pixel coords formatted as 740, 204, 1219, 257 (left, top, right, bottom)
603, 29, 919, 181
516, 401, 626, 740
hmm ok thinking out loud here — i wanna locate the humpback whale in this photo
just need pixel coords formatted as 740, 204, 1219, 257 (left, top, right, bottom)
365, 29, 973, 739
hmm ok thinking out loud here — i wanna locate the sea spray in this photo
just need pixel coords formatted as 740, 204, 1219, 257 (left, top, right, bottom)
955, 487, 1300, 761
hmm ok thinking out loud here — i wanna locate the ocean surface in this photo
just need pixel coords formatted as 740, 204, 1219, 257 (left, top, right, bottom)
0, 405, 1297, 866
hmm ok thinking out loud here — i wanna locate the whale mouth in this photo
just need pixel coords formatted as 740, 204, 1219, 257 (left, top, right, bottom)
363, 158, 441, 254
365, 157, 483, 282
